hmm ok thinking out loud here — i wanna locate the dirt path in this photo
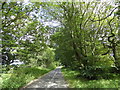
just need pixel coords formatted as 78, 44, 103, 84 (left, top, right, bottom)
23, 67, 68, 89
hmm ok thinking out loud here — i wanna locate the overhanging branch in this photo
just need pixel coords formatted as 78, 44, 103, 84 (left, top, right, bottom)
90, 7, 117, 22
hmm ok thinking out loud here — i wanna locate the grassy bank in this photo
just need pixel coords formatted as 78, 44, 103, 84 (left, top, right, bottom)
1, 66, 54, 89
62, 68, 120, 88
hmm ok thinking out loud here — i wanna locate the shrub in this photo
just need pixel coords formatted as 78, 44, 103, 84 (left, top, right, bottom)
79, 55, 115, 80
80, 66, 104, 80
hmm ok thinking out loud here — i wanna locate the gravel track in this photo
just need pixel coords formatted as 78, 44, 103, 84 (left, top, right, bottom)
23, 67, 68, 89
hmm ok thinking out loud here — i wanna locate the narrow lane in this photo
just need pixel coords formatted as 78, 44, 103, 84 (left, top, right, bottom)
23, 67, 68, 88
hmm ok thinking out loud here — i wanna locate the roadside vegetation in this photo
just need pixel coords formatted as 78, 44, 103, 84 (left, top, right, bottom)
0, 47, 57, 88
1, 66, 54, 88
1, 46, 57, 89
62, 68, 120, 88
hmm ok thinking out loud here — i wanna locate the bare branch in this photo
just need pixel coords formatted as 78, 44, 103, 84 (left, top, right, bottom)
90, 7, 117, 22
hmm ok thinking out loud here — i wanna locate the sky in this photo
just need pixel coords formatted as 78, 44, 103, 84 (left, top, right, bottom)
22, 0, 116, 3
23, 0, 116, 2
8, 0, 116, 27
4, 0, 116, 3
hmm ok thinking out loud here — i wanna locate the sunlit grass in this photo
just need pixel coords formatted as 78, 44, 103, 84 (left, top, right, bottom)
62, 68, 120, 88
0, 76, 3, 88
1, 66, 53, 88
0, 73, 12, 88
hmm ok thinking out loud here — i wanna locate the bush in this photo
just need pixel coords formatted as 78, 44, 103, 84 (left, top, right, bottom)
80, 66, 104, 80
36, 47, 56, 68
95, 55, 115, 69
14, 67, 50, 78
79, 55, 115, 80
1, 65, 12, 73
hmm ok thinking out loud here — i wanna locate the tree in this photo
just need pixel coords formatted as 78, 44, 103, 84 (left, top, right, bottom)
42, 1, 119, 77
2, 2, 31, 64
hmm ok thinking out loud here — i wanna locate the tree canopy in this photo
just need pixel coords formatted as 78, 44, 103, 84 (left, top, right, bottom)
1, 1, 120, 79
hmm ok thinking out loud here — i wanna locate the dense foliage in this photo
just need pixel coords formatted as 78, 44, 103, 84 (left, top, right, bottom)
1, 2, 56, 68
42, 1, 120, 79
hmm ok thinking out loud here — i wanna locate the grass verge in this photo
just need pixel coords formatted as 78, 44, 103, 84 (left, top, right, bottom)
61, 68, 120, 88
1, 66, 54, 89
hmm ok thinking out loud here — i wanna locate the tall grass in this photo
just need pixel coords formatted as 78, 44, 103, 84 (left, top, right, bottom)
1, 66, 53, 88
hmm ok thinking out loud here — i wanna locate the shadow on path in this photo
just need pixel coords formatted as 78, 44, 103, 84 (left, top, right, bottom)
22, 67, 68, 89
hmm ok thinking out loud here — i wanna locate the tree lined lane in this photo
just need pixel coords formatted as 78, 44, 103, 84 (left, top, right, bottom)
24, 67, 68, 88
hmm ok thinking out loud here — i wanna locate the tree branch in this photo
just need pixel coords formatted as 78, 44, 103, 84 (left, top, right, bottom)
90, 7, 117, 22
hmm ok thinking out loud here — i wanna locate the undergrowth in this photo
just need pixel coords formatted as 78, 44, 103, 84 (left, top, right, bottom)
62, 68, 120, 88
